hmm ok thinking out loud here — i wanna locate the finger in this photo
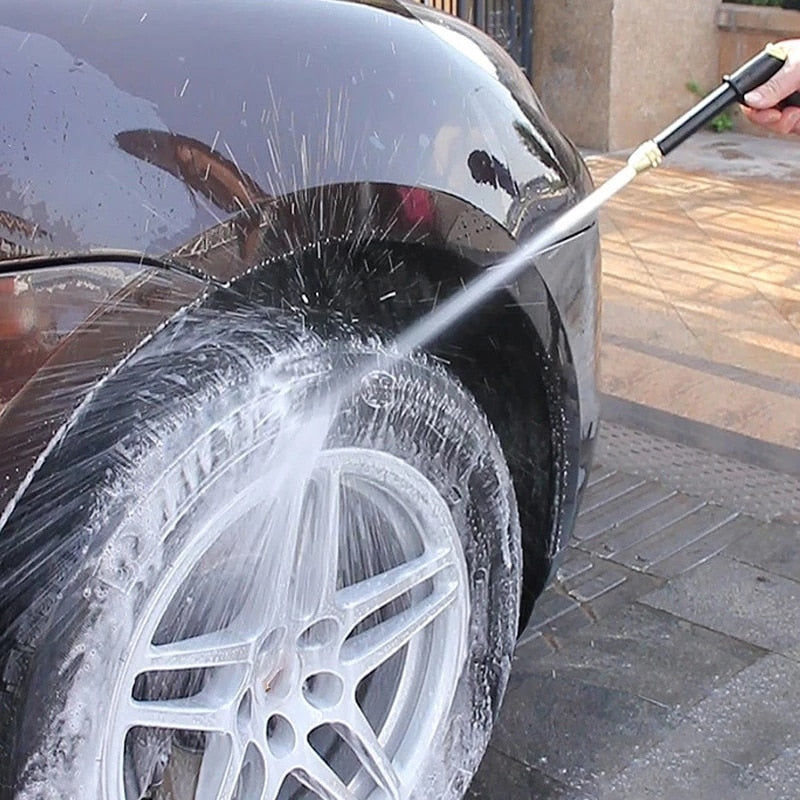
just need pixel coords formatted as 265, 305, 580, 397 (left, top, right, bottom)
741, 106, 782, 125
744, 39, 800, 108
740, 106, 795, 136
776, 105, 800, 135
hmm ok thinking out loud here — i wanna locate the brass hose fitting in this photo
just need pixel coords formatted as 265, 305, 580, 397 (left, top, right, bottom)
626, 140, 664, 174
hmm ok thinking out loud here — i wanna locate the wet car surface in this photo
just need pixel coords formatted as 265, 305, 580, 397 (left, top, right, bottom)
0, 2, 600, 798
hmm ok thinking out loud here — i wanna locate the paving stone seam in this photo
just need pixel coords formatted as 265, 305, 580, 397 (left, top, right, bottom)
604, 332, 800, 400
627, 599, 776, 659
631, 595, 794, 661
723, 551, 800, 592
483, 744, 575, 790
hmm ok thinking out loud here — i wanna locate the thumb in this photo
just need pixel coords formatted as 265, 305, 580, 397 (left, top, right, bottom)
745, 47, 800, 107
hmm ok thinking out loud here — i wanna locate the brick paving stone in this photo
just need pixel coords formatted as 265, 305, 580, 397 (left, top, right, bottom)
726, 519, 800, 583
577, 471, 647, 514
489, 668, 671, 792
596, 655, 800, 800
554, 549, 595, 582
522, 604, 590, 649
646, 512, 757, 578
521, 603, 762, 709
573, 481, 676, 543
585, 462, 616, 487
609, 504, 737, 571
468, 747, 574, 800
522, 562, 664, 648
564, 568, 626, 604
572, 567, 664, 622
528, 589, 581, 629
598, 757, 755, 800
641, 557, 800, 655
588, 493, 706, 557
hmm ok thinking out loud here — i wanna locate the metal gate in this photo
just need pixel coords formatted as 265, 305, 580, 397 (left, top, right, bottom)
416, 0, 534, 76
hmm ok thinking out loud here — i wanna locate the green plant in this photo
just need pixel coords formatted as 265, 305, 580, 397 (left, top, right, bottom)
686, 80, 735, 132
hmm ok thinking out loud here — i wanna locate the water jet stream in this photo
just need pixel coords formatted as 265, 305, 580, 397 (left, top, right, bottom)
391, 164, 637, 359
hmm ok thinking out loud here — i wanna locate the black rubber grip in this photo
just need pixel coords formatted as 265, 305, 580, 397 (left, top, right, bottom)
654, 84, 737, 156
777, 90, 800, 110
654, 48, 798, 157
728, 49, 800, 108
725, 49, 786, 100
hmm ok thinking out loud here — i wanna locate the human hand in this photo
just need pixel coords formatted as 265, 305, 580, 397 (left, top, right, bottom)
742, 39, 800, 134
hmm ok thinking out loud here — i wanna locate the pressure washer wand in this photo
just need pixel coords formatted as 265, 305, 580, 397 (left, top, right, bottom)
628, 42, 800, 173
392, 43, 800, 358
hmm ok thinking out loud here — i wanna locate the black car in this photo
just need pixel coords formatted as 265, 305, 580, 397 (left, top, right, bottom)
0, 2, 600, 798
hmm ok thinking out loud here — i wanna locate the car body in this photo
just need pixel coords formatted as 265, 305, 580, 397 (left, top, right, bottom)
0, 2, 600, 798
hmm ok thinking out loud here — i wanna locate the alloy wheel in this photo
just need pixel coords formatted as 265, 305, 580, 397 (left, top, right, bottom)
102, 447, 470, 800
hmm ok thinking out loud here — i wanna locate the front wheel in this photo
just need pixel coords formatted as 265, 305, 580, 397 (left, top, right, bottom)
0, 310, 521, 800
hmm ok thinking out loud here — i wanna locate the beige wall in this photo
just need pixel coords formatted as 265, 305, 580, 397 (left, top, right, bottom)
533, 0, 720, 150
531, 0, 613, 151
608, 0, 720, 149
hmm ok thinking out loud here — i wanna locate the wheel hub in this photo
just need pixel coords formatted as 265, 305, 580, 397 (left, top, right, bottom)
101, 446, 470, 800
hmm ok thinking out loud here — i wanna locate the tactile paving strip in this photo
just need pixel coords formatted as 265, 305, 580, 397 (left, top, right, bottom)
521, 421, 800, 642
596, 421, 800, 524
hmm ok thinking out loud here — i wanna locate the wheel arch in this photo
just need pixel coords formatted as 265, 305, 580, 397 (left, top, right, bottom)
205, 183, 581, 629
0, 184, 583, 632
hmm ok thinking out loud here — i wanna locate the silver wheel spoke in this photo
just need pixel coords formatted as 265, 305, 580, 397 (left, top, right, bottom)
341, 581, 459, 680
291, 465, 341, 617
295, 744, 359, 800
123, 667, 243, 734
334, 707, 401, 800
338, 548, 454, 628
144, 629, 255, 672
194, 733, 247, 800
125, 695, 235, 733
262, 763, 291, 800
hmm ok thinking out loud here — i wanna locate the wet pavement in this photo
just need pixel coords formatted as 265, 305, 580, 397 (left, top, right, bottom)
470, 131, 800, 799
595, 133, 800, 451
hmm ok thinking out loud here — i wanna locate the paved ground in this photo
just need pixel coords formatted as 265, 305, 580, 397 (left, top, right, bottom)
470, 131, 800, 799
594, 133, 800, 451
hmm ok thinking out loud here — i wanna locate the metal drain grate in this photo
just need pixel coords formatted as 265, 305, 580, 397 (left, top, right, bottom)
595, 422, 800, 523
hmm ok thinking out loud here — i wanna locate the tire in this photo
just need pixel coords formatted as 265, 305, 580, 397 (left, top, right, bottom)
0, 305, 521, 800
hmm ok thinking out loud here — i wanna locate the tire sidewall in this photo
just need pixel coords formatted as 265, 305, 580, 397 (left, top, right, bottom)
3, 324, 521, 800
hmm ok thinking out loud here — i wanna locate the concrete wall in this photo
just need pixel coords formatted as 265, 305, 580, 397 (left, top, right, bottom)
608, 0, 721, 150
533, 0, 720, 150
531, 0, 613, 150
